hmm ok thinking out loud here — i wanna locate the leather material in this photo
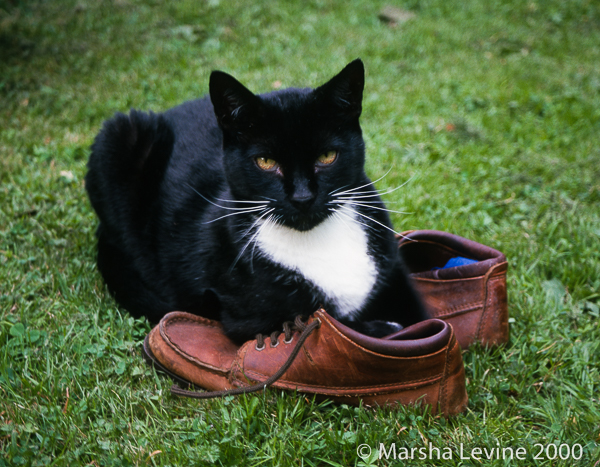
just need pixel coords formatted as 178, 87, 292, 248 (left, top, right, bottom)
145, 309, 468, 416
398, 230, 509, 348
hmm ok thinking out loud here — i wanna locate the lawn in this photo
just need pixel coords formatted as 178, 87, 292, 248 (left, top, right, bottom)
1, 0, 599, 465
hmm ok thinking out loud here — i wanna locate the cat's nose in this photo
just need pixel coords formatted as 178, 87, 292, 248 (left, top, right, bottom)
290, 189, 315, 212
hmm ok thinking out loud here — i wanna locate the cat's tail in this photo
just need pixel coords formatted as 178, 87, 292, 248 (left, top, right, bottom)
86, 110, 175, 322
86, 109, 173, 235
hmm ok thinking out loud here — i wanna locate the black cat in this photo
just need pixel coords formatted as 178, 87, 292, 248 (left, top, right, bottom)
85, 59, 428, 341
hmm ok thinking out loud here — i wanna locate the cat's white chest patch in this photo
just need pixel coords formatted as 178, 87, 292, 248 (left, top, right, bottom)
255, 205, 377, 319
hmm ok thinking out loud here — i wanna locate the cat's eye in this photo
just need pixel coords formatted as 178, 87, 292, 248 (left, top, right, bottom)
255, 156, 278, 171
316, 151, 338, 166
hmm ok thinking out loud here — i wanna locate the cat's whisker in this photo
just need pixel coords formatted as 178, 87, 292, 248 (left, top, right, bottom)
373, 174, 415, 197
329, 207, 359, 233
329, 205, 370, 229
331, 202, 412, 241
257, 195, 277, 202
333, 173, 415, 202
214, 197, 271, 205
204, 206, 269, 224
334, 189, 380, 197
186, 183, 270, 212
210, 202, 270, 212
330, 206, 379, 235
334, 194, 382, 202
236, 210, 277, 262
272, 214, 284, 227
333, 199, 394, 205
230, 212, 274, 273
334, 199, 412, 215
230, 227, 262, 274
328, 184, 351, 196
240, 208, 275, 240
334, 185, 406, 201
360, 199, 407, 205
332, 167, 394, 197
248, 214, 271, 273
333, 184, 377, 197
351, 209, 405, 237
249, 213, 281, 272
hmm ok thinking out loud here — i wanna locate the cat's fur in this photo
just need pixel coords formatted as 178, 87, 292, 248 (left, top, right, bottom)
86, 59, 428, 341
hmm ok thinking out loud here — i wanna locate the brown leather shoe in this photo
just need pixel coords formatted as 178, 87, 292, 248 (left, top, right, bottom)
398, 230, 509, 349
144, 309, 468, 416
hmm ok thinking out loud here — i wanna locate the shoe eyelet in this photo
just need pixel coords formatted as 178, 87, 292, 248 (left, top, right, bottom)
270, 340, 279, 348
283, 337, 293, 344
255, 343, 265, 351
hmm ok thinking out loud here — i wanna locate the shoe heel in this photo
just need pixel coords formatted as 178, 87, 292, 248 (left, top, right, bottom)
477, 261, 509, 347
438, 332, 468, 416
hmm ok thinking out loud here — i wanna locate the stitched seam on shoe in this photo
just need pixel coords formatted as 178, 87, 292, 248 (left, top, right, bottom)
242, 370, 443, 392
439, 338, 457, 414
415, 276, 484, 284
413, 261, 507, 283
477, 275, 504, 341
160, 318, 230, 375
230, 343, 252, 387
302, 346, 316, 365
417, 274, 505, 295
274, 384, 442, 397
165, 315, 223, 330
476, 273, 503, 341
317, 312, 447, 359
272, 377, 443, 396
434, 301, 483, 318
400, 240, 464, 259
439, 341, 449, 413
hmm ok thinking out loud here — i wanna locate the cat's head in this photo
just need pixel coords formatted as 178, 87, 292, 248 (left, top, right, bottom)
209, 59, 367, 231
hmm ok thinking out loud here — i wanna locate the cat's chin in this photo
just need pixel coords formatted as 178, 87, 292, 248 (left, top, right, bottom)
281, 212, 331, 232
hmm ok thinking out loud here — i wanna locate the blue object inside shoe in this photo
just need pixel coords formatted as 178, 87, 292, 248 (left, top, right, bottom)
433, 257, 478, 270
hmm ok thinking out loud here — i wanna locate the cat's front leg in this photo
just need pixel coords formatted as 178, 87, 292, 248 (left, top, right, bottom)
358, 258, 430, 331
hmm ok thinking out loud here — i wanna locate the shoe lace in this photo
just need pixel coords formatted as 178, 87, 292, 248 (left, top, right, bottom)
255, 315, 307, 351
170, 315, 320, 400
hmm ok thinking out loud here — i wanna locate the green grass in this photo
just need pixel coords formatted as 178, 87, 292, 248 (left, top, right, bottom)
1, 0, 599, 465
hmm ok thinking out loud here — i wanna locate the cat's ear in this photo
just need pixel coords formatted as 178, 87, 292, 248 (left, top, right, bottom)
315, 59, 364, 118
209, 71, 261, 134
